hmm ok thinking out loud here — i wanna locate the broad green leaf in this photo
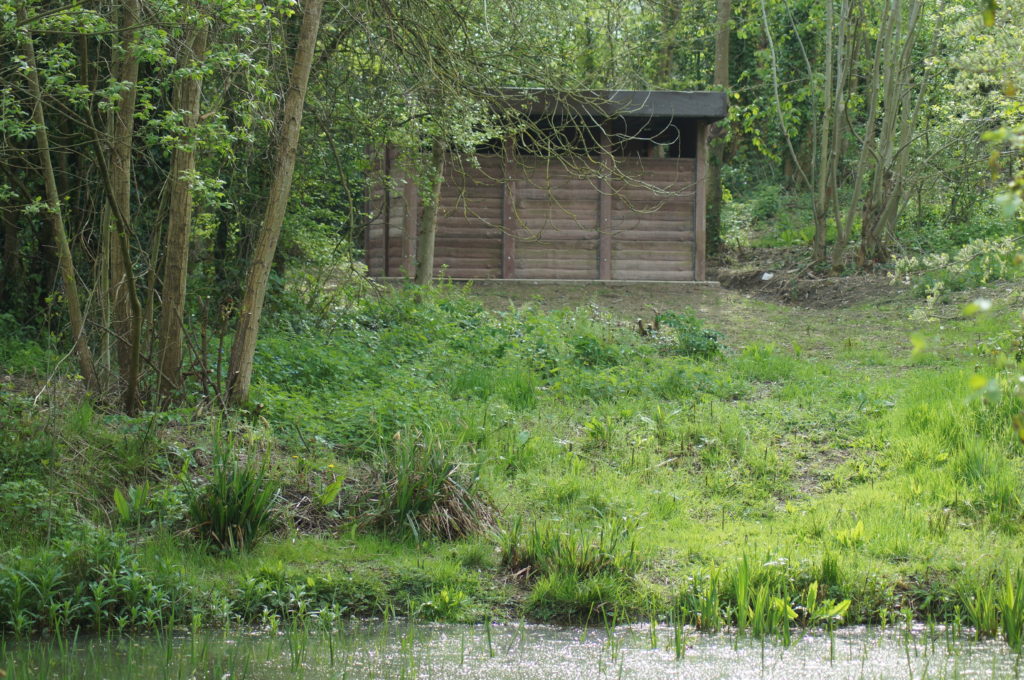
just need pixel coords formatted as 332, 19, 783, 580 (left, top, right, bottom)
318, 478, 344, 506
113, 488, 130, 522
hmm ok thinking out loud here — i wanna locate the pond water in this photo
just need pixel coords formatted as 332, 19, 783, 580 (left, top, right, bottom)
3, 621, 1023, 679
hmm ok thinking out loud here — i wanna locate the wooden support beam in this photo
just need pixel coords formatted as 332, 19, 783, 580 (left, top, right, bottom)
598, 127, 612, 280
501, 139, 516, 279
694, 124, 708, 281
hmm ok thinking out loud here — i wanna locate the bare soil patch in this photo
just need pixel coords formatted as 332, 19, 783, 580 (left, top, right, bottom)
715, 268, 910, 309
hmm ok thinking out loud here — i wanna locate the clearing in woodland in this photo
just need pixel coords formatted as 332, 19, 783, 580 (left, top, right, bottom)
3, 275, 1024, 633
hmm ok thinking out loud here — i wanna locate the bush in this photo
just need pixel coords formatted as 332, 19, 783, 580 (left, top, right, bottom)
186, 455, 279, 552
656, 310, 724, 359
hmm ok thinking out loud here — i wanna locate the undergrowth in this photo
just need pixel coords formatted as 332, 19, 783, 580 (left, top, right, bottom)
3, 282, 1024, 642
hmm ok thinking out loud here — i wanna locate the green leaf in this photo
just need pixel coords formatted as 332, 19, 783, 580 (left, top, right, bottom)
113, 488, 130, 522
318, 478, 344, 507
824, 599, 851, 619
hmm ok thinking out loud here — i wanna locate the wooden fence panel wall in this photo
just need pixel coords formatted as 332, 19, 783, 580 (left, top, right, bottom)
367, 153, 701, 281
431, 156, 504, 279
510, 158, 600, 279
609, 158, 696, 281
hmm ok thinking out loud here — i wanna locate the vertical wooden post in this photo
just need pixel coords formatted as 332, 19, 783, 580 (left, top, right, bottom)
383, 143, 394, 276
694, 123, 708, 281
402, 173, 418, 277
501, 138, 516, 279
598, 125, 612, 280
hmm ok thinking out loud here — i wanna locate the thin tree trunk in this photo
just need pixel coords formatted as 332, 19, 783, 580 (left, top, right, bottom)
832, 0, 880, 271
705, 0, 731, 256
106, 0, 143, 413
158, 24, 209, 404
18, 8, 99, 391
415, 140, 445, 285
227, 0, 325, 406
859, 0, 922, 265
811, 0, 837, 264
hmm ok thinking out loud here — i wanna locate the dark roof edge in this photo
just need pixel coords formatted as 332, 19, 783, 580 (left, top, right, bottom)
499, 88, 728, 122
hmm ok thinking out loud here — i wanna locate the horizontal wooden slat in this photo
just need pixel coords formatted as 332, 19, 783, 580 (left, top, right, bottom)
513, 199, 597, 213
434, 238, 502, 251
440, 197, 503, 210
515, 188, 600, 202
514, 230, 601, 242
611, 215, 692, 227
606, 229, 696, 240
519, 246, 598, 258
432, 249, 499, 260
611, 269, 694, 281
613, 243, 691, 254
516, 218, 600, 232
435, 267, 502, 278
435, 258, 502, 268
436, 216, 503, 228
514, 268, 598, 279
435, 230, 504, 241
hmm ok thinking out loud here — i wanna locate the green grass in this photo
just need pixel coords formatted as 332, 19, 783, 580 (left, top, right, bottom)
4, 281, 1024, 644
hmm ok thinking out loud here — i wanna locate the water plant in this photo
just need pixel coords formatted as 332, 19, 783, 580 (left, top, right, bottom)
498, 517, 643, 581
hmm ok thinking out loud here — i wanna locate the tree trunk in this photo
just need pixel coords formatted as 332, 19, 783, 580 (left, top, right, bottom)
705, 0, 731, 256
158, 25, 209, 405
858, 0, 922, 266
106, 0, 143, 413
415, 140, 446, 285
18, 8, 99, 392
655, 3, 681, 85
227, 0, 325, 406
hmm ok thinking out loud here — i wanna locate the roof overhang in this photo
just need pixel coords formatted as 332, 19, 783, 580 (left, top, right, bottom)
499, 88, 728, 122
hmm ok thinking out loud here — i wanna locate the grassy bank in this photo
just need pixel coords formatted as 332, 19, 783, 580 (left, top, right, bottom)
3, 280, 1024, 643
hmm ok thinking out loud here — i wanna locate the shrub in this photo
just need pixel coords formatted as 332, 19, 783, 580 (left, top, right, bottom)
572, 333, 621, 367
186, 456, 279, 552
655, 310, 723, 359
